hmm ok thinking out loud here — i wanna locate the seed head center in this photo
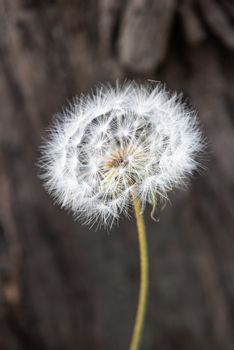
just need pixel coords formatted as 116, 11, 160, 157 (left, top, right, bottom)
106, 148, 131, 169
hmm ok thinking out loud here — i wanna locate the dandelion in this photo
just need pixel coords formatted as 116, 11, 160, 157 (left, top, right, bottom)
39, 81, 204, 350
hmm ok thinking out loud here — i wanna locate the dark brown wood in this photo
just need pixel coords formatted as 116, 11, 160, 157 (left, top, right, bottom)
0, 1, 234, 349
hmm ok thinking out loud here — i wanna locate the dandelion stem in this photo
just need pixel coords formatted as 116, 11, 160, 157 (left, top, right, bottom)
129, 195, 149, 350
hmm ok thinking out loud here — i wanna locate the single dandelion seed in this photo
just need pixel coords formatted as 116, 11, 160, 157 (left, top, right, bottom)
38, 81, 204, 350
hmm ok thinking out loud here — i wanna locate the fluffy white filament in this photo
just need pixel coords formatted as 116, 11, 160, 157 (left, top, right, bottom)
39, 82, 204, 226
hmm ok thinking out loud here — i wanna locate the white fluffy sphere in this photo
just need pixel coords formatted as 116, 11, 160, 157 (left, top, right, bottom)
39, 82, 204, 226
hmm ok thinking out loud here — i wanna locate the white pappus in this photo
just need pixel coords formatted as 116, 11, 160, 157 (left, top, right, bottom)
39, 81, 204, 226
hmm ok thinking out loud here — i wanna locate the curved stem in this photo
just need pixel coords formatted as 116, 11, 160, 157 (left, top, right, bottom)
129, 196, 149, 350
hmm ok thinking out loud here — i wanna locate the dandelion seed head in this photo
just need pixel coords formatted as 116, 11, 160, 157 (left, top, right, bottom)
39, 81, 204, 226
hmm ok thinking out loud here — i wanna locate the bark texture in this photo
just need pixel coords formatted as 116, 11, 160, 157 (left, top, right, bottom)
0, 1, 234, 349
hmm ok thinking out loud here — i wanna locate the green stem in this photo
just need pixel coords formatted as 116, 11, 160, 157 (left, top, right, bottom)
129, 195, 149, 350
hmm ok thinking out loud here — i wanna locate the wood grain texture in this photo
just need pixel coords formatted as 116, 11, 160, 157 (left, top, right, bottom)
0, 1, 234, 349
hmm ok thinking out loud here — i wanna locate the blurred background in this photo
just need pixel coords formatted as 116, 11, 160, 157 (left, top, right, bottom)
0, 1, 234, 349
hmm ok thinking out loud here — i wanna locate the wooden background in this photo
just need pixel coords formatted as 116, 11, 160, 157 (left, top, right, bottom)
0, 1, 234, 349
